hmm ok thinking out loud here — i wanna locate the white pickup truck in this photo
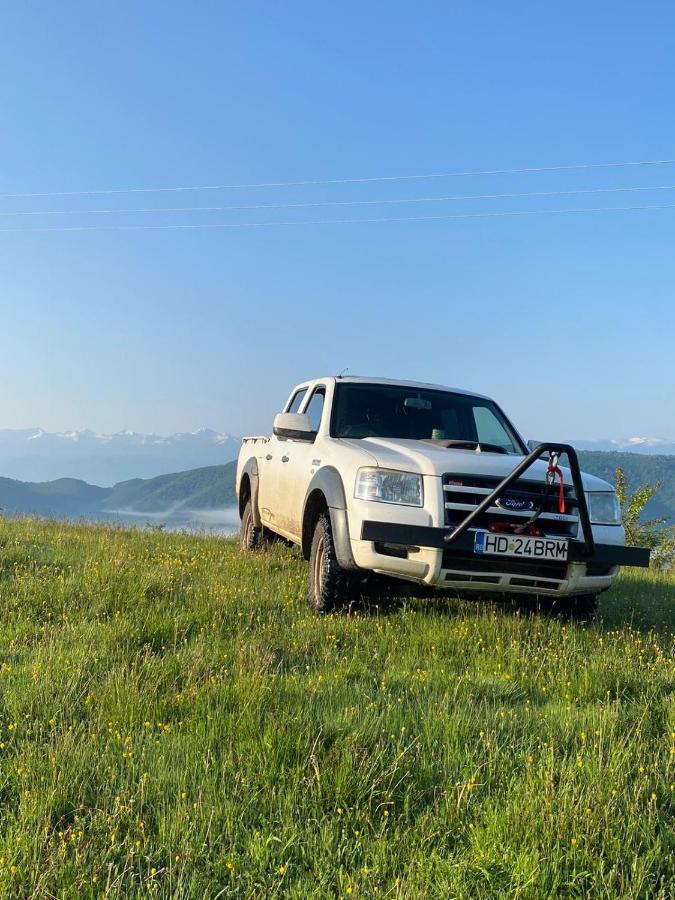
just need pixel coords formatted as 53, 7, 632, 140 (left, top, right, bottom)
236, 376, 649, 615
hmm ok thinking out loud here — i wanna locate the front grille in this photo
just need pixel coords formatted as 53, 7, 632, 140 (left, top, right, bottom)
442, 473, 580, 538
441, 550, 568, 581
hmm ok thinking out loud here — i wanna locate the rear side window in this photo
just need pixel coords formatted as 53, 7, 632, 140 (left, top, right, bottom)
304, 388, 326, 432
286, 388, 308, 413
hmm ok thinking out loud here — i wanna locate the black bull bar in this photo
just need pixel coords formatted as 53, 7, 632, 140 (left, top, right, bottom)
360, 443, 651, 568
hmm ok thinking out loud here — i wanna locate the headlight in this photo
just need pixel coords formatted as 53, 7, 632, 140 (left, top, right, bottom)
354, 468, 423, 507
587, 492, 621, 525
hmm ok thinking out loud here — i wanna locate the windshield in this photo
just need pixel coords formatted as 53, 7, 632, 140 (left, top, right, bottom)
331, 383, 525, 454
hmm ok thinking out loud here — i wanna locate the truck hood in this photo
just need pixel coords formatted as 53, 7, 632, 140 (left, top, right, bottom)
340, 437, 614, 491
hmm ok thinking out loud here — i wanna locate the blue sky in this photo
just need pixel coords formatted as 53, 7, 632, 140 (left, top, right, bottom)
1, 1, 673, 442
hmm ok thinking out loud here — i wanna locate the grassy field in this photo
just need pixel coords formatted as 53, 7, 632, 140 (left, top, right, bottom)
0, 518, 672, 898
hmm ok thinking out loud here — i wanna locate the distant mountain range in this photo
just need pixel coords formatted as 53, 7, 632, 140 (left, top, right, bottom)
571, 437, 675, 455
0, 428, 241, 485
0, 451, 672, 532
1, 428, 673, 487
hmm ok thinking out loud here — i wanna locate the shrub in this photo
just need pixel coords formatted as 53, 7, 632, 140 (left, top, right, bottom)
614, 467, 675, 568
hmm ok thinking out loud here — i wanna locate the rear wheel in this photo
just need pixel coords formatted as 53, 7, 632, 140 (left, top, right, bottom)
240, 499, 263, 551
307, 512, 351, 614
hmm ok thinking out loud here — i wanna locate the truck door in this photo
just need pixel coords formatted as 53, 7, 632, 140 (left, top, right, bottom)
276, 385, 326, 540
257, 387, 308, 533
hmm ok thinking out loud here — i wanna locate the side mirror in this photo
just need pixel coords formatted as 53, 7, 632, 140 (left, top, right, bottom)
527, 439, 548, 457
273, 412, 316, 442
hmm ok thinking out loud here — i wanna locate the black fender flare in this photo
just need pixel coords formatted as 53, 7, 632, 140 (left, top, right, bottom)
302, 467, 359, 570
238, 457, 262, 527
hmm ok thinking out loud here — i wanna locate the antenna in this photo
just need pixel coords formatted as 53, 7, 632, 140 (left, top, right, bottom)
338, 367, 349, 378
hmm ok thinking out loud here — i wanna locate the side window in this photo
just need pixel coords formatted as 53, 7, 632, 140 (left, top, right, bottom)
304, 388, 325, 432
473, 406, 512, 450
286, 388, 308, 413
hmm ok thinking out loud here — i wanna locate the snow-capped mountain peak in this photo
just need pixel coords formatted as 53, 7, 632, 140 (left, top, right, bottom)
0, 427, 241, 485
625, 436, 667, 447
570, 436, 675, 454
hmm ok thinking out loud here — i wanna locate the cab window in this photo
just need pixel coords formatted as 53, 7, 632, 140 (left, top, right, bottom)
286, 388, 308, 413
304, 387, 326, 432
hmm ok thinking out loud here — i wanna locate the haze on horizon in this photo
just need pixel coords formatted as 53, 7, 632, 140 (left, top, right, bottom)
2, 423, 674, 447
1, 2, 673, 443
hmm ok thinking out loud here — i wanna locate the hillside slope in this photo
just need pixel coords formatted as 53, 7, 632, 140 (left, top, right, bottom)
105, 462, 237, 512
0, 462, 237, 519
0, 516, 670, 895
0, 476, 111, 516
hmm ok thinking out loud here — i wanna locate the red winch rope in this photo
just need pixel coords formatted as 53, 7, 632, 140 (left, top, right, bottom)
547, 456, 566, 514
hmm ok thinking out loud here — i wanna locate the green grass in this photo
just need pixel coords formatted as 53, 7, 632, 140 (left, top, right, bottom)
0, 517, 672, 898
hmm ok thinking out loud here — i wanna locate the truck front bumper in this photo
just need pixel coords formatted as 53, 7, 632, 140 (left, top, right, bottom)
355, 521, 650, 595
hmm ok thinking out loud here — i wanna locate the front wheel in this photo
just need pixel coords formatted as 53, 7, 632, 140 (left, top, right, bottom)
557, 593, 599, 620
307, 512, 352, 614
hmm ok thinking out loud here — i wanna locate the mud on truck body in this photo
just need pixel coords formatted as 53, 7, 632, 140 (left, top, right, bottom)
237, 377, 649, 615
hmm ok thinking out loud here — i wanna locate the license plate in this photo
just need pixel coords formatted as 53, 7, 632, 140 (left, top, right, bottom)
473, 531, 568, 561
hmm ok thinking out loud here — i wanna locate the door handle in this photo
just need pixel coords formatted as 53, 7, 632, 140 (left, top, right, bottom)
281, 455, 289, 463
265, 453, 273, 460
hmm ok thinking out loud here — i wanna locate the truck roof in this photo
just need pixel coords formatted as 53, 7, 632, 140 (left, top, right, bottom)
296, 375, 490, 401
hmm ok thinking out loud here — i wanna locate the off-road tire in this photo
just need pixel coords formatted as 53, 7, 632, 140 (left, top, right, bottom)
557, 593, 599, 621
307, 512, 351, 614
240, 499, 263, 551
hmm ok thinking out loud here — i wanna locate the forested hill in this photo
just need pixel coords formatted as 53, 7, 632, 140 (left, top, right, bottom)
577, 451, 674, 522
0, 452, 672, 526
0, 462, 237, 519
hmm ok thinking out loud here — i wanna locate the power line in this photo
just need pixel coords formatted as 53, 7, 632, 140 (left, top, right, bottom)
0, 183, 674, 218
2, 158, 675, 199
1, 202, 674, 233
